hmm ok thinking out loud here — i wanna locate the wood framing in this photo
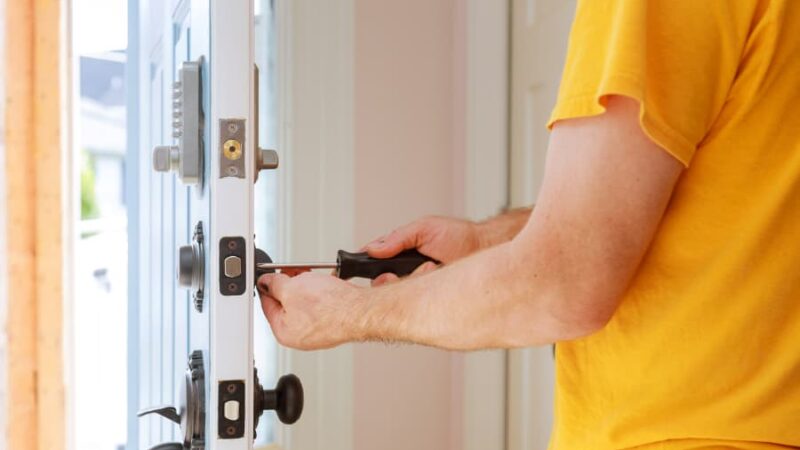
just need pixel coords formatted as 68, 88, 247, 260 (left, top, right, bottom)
3, 0, 66, 449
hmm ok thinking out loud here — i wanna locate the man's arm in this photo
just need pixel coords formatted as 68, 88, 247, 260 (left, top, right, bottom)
475, 207, 531, 249
259, 96, 684, 350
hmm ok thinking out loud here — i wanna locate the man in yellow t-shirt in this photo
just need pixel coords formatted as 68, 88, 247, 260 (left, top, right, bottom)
258, 1, 800, 448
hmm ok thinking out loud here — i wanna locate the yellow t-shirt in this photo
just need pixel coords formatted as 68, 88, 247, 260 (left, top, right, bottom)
547, 1, 800, 449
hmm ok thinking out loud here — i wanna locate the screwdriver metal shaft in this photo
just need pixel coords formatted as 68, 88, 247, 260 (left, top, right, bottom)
257, 262, 337, 270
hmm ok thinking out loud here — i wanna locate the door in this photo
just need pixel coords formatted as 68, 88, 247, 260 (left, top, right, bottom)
128, 1, 302, 449
507, 1, 576, 449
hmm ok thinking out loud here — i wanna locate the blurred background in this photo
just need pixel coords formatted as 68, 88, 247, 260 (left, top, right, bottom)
73, 1, 129, 449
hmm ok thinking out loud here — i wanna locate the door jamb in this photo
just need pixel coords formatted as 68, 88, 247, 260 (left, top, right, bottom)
461, 1, 511, 450
274, 2, 355, 450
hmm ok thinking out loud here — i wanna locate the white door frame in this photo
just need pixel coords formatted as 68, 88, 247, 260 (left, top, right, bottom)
507, 2, 577, 449
461, 1, 510, 450
274, 1, 355, 450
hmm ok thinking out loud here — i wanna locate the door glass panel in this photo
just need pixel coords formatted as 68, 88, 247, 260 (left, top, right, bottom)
254, 0, 280, 443
72, 0, 129, 449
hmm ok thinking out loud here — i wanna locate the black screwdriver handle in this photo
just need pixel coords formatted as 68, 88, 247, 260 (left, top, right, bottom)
336, 249, 438, 280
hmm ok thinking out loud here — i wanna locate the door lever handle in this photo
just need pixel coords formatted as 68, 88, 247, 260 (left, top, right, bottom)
138, 405, 181, 425
148, 443, 183, 450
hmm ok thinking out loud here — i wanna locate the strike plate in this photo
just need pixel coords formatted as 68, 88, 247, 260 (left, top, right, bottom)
218, 380, 246, 439
219, 237, 246, 296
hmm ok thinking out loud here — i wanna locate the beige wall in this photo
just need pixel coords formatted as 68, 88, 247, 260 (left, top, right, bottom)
353, 1, 467, 449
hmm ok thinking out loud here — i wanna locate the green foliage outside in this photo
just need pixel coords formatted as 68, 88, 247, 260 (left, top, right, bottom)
81, 150, 100, 220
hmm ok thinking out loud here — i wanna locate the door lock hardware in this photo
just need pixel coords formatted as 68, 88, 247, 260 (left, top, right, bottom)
253, 64, 279, 183
222, 139, 242, 160
217, 380, 245, 439
139, 351, 206, 450
148, 444, 183, 450
254, 247, 273, 284
217, 370, 303, 441
219, 119, 246, 178
256, 148, 278, 171
153, 58, 204, 186
219, 237, 246, 295
255, 249, 437, 280
178, 221, 205, 312
254, 370, 304, 427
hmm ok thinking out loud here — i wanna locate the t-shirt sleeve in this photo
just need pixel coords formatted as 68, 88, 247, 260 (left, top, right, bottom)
548, 0, 755, 166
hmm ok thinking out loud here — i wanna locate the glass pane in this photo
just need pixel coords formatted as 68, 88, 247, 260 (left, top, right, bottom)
73, 0, 129, 449
253, 0, 280, 444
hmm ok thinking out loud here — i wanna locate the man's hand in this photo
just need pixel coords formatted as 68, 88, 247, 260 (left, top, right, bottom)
362, 211, 533, 285
257, 272, 365, 350
365, 216, 481, 263
363, 216, 484, 285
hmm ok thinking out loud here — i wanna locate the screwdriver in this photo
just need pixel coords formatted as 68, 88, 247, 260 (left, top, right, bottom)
256, 249, 438, 280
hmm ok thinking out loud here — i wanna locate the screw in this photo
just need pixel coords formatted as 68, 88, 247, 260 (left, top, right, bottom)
227, 383, 237, 394
228, 282, 237, 292
227, 240, 238, 250
226, 426, 236, 436
193, 292, 203, 313
227, 123, 238, 134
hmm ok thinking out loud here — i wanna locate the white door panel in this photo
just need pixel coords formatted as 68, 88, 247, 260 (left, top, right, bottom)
130, 1, 302, 449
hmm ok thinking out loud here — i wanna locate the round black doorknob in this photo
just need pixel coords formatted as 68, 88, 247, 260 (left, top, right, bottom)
255, 373, 304, 425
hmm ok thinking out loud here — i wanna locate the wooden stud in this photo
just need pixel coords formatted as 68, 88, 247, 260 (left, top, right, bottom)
4, 1, 65, 449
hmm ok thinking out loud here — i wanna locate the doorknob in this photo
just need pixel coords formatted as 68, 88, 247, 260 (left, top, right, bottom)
254, 370, 304, 426
153, 58, 204, 185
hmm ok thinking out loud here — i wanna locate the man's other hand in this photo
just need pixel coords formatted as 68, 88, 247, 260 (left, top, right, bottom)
258, 272, 365, 350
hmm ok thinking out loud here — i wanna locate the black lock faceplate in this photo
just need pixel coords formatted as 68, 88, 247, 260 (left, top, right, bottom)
219, 237, 246, 296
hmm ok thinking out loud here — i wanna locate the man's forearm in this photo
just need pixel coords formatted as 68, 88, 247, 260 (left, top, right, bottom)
476, 207, 532, 249
354, 233, 586, 350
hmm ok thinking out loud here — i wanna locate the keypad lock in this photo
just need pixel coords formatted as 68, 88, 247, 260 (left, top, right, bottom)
153, 58, 204, 185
